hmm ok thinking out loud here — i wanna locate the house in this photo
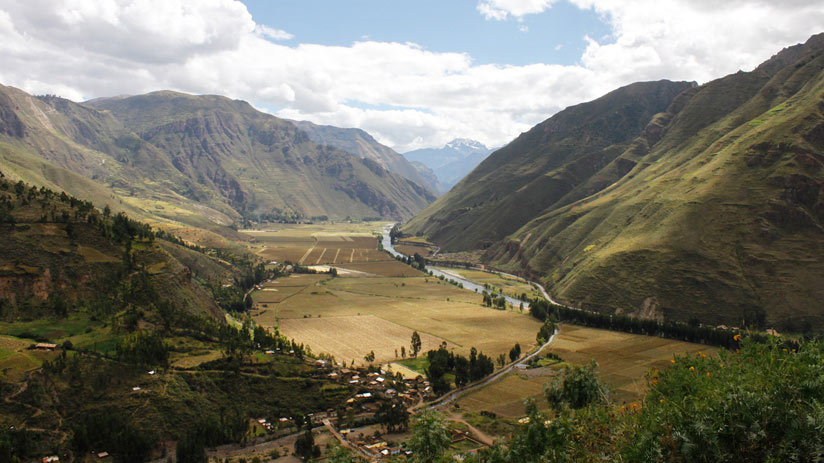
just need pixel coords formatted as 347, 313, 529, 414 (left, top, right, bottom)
96, 451, 110, 459
35, 343, 57, 351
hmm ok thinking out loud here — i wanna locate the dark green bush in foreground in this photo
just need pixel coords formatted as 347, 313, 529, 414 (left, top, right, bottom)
471, 337, 824, 462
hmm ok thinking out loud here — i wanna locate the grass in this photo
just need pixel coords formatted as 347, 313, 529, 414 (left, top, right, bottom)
397, 356, 430, 375
0, 315, 97, 341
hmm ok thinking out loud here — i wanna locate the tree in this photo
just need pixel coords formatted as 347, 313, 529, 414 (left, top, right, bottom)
176, 430, 207, 463
509, 343, 521, 362
454, 356, 470, 387
544, 361, 604, 411
294, 424, 320, 462
409, 410, 451, 463
377, 400, 410, 432
410, 331, 422, 358
401, 346, 406, 358
364, 350, 375, 363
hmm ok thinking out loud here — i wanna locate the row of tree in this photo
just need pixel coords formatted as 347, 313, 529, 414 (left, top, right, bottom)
529, 298, 757, 349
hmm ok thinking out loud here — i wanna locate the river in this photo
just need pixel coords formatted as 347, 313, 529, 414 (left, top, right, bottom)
381, 224, 530, 309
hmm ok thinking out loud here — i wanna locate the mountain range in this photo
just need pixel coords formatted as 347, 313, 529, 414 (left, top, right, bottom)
0, 86, 435, 233
289, 119, 440, 194
405, 33, 824, 331
404, 139, 495, 192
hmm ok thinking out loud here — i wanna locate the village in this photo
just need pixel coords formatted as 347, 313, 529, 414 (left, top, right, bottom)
244, 355, 489, 462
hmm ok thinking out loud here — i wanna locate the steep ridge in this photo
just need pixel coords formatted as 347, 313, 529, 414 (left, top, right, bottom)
290, 120, 440, 194
408, 33, 824, 330
405, 80, 694, 249
89, 91, 435, 221
0, 86, 434, 229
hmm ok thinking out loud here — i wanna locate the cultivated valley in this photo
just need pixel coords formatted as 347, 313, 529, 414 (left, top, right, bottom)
1, 6, 824, 463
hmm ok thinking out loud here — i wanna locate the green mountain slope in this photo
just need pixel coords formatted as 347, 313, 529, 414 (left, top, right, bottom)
405, 79, 694, 249
88, 91, 434, 220
0, 175, 350, 460
291, 119, 441, 194
0, 85, 434, 229
406, 33, 824, 330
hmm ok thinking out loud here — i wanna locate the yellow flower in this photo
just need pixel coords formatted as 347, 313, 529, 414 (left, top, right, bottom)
707, 372, 711, 377
670, 359, 676, 364
720, 363, 724, 367
689, 366, 695, 371
659, 399, 664, 404
734, 334, 741, 341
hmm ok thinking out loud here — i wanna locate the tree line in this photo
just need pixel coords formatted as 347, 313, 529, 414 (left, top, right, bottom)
528, 298, 775, 349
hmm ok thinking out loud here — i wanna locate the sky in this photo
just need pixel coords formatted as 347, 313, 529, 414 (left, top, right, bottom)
0, 1, 823, 152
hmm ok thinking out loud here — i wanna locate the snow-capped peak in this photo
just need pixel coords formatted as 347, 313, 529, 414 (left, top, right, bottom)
445, 138, 488, 156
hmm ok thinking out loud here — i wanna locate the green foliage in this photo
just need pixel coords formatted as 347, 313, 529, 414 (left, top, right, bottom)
71, 409, 155, 463
544, 361, 605, 411
475, 337, 824, 462
626, 338, 824, 462
116, 330, 169, 367
410, 330, 422, 358
377, 399, 410, 433
176, 429, 207, 463
424, 345, 494, 394
530, 298, 747, 349
294, 424, 320, 462
409, 410, 451, 463
325, 443, 356, 463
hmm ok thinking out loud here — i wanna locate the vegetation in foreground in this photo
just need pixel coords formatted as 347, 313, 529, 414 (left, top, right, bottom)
366, 336, 823, 463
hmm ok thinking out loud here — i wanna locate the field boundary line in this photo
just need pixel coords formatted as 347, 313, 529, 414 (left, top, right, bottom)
316, 248, 327, 264
298, 242, 317, 265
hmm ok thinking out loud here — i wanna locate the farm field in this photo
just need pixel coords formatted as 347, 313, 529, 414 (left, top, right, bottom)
251, 275, 542, 366
395, 243, 435, 258
334, 260, 424, 277
455, 324, 716, 418
434, 267, 543, 300
0, 334, 55, 382
242, 222, 390, 265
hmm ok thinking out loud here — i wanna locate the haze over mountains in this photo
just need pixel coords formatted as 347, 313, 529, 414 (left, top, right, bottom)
0, 86, 435, 230
290, 120, 441, 194
406, 33, 824, 330
404, 139, 495, 192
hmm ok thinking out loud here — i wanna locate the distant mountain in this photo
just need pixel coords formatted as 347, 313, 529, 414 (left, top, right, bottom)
290, 120, 439, 194
0, 86, 435, 229
403, 139, 494, 191
405, 33, 824, 331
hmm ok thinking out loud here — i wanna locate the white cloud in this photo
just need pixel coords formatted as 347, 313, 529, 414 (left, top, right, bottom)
477, 0, 557, 20
0, 0, 822, 152
518, 24, 529, 33
254, 24, 293, 41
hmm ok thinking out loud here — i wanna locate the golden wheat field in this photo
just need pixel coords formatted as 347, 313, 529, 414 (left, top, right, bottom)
252, 276, 542, 366
456, 324, 716, 417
